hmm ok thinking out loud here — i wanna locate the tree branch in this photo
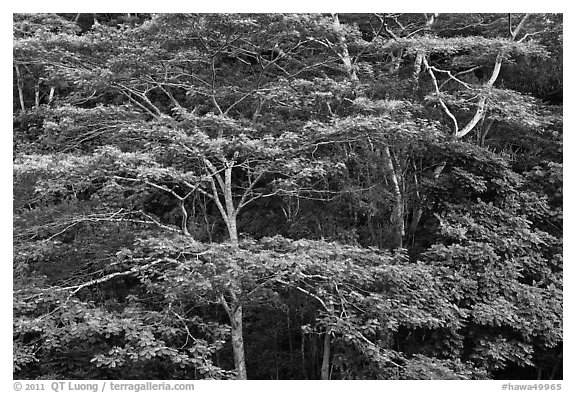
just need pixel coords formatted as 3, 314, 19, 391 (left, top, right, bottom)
422, 57, 459, 134
275, 279, 329, 311
56, 257, 178, 296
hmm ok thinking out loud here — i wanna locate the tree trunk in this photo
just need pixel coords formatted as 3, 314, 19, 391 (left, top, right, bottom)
382, 146, 404, 249
224, 163, 239, 246
408, 207, 422, 242
412, 14, 437, 85
221, 294, 248, 379
179, 200, 191, 236
408, 170, 422, 242
34, 81, 40, 108
367, 214, 379, 248
15, 64, 25, 111
332, 14, 358, 82
320, 332, 331, 380
413, 51, 425, 84
47, 86, 55, 106
230, 304, 248, 379
203, 157, 240, 245
226, 214, 239, 245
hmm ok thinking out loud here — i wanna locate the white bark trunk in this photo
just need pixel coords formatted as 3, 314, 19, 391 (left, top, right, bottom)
48, 86, 55, 106
220, 294, 247, 379
382, 146, 404, 249
34, 82, 40, 108
332, 14, 358, 82
230, 304, 247, 379
15, 64, 25, 111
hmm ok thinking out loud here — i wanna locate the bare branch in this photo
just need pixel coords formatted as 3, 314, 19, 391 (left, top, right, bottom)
203, 158, 227, 194
224, 88, 261, 116
422, 57, 459, 134
455, 56, 502, 139
137, 210, 182, 233
275, 279, 329, 311
238, 169, 268, 209
511, 13, 531, 40
118, 90, 159, 118
57, 257, 178, 296
518, 30, 545, 43
453, 14, 530, 139
439, 66, 482, 89
428, 65, 472, 89
210, 58, 224, 117
115, 83, 162, 117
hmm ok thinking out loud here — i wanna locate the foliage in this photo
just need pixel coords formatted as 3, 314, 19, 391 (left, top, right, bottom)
14, 13, 562, 380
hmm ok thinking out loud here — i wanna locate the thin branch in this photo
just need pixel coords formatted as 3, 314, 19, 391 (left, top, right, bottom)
517, 30, 545, 43
57, 257, 177, 296
220, 294, 233, 320
275, 279, 329, 311
224, 88, 261, 116
203, 158, 227, 194
115, 176, 183, 200
205, 171, 229, 223
238, 169, 268, 209
428, 65, 472, 89
45, 221, 81, 241
511, 13, 531, 40
115, 83, 162, 117
422, 57, 459, 134
454, 15, 531, 139
137, 210, 182, 233
439, 66, 482, 89
153, 80, 185, 110
118, 90, 159, 118
210, 58, 224, 117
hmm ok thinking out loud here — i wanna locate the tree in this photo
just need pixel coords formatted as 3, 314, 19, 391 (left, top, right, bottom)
14, 13, 562, 380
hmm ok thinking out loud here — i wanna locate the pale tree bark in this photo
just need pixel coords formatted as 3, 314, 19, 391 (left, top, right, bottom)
425, 13, 530, 140
221, 294, 248, 379
190, 153, 273, 379
223, 162, 238, 244
47, 86, 55, 106
412, 13, 439, 83
199, 157, 240, 246
408, 169, 422, 242
15, 64, 25, 111
190, 151, 272, 246
114, 176, 198, 237
404, 14, 439, 241
404, 14, 531, 242
454, 58, 502, 139
178, 200, 191, 236
332, 14, 359, 82
413, 52, 425, 83
382, 145, 404, 249
34, 81, 40, 108
420, 13, 530, 180
333, 13, 408, 249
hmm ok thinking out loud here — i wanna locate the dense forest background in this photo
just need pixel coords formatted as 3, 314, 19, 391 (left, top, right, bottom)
13, 13, 562, 380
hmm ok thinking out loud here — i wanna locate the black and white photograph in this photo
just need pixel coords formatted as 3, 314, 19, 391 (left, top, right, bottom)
12, 11, 564, 386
